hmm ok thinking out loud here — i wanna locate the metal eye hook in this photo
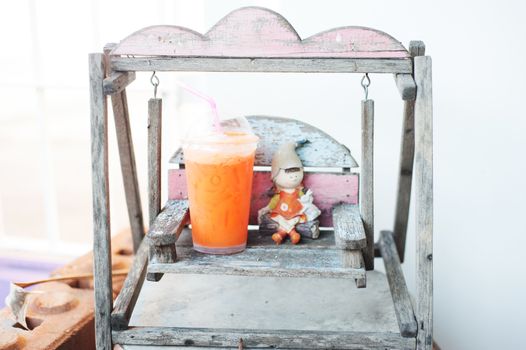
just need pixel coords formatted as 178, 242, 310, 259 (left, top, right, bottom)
361, 73, 371, 100
150, 71, 160, 99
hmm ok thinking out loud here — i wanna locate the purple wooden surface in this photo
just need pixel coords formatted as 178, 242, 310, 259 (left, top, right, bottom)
0, 257, 63, 307
111, 7, 408, 59
168, 169, 358, 227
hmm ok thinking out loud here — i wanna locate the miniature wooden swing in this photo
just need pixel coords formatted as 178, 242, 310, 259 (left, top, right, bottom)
89, 7, 433, 350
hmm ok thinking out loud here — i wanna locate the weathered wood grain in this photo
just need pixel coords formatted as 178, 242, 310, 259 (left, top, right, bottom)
111, 238, 148, 330
170, 116, 359, 168
408, 40, 426, 58
113, 327, 415, 349
341, 249, 366, 288
393, 99, 415, 262
333, 204, 367, 249
110, 56, 412, 74
111, 90, 145, 253
104, 43, 144, 253
147, 98, 163, 282
111, 7, 409, 59
146, 200, 189, 283
361, 99, 374, 270
103, 43, 117, 76
149, 246, 366, 280
147, 200, 190, 245
341, 249, 364, 269
394, 73, 416, 100
148, 245, 176, 267
169, 169, 358, 227
129, 270, 399, 332
89, 53, 112, 350
104, 71, 136, 95
393, 41, 425, 262
379, 231, 417, 337
177, 228, 338, 249
148, 98, 162, 225
249, 116, 358, 168
414, 55, 433, 350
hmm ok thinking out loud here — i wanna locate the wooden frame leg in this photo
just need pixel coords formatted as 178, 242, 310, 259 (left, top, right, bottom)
111, 238, 148, 330
379, 231, 417, 337
89, 53, 113, 350
111, 89, 145, 253
414, 55, 433, 350
393, 99, 415, 262
393, 41, 425, 262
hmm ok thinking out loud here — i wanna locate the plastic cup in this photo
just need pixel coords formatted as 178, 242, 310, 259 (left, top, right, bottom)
183, 131, 258, 254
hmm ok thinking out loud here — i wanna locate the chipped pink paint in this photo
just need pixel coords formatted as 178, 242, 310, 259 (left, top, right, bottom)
168, 169, 358, 227
112, 7, 409, 59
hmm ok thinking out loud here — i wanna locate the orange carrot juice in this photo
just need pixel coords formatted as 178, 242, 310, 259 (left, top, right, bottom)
183, 132, 258, 254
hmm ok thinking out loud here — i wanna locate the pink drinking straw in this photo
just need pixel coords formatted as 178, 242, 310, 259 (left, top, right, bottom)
175, 81, 223, 133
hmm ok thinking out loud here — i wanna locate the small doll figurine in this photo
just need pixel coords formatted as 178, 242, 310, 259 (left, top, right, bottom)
258, 142, 321, 244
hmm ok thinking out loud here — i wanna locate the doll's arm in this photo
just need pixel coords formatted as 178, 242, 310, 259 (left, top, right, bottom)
258, 194, 279, 224
300, 189, 314, 203
267, 194, 279, 210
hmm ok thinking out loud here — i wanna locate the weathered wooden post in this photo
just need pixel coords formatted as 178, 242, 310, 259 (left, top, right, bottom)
414, 55, 433, 350
89, 52, 112, 350
393, 41, 426, 261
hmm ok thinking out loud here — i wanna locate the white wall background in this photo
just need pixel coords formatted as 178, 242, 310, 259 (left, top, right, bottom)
1, 0, 525, 349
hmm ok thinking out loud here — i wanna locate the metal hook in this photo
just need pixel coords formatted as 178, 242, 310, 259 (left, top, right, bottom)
361, 73, 371, 100
150, 71, 160, 99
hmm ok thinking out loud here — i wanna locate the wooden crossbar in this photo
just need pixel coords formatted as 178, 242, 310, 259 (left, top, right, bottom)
110, 57, 412, 74
112, 326, 415, 349
103, 71, 135, 95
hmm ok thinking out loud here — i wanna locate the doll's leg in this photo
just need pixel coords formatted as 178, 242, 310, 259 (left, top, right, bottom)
288, 229, 301, 244
271, 230, 288, 245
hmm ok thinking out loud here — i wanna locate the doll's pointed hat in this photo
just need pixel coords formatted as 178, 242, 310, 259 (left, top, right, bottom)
271, 142, 303, 180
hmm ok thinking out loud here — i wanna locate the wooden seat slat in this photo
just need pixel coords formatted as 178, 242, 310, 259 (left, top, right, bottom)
148, 246, 365, 280
176, 228, 338, 249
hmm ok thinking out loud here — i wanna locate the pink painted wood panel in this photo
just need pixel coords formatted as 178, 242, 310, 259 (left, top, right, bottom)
112, 7, 409, 59
168, 169, 358, 227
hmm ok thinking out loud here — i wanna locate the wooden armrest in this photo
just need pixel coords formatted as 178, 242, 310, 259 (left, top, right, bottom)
332, 204, 367, 249
147, 200, 189, 246
146, 200, 189, 282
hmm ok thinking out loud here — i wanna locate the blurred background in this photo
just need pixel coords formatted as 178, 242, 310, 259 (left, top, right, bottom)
1, 0, 525, 349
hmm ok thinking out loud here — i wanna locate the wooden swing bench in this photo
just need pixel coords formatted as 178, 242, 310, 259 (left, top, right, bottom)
89, 6, 433, 350
151, 116, 366, 285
